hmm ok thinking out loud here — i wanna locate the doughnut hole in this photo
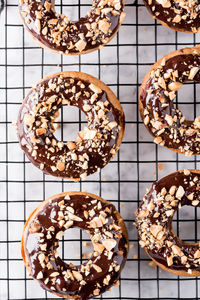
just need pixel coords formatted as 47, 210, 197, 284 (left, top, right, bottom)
58, 0, 92, 21
172, 205, 200, 243
53, 106, 88, 143
176, 82, 200, 122
57, 227, 93, 265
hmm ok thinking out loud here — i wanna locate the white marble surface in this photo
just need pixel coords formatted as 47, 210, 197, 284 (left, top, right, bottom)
1, 0, 200, 299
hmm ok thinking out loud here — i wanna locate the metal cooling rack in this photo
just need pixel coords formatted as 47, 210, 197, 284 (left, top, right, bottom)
1, 0, 200, 299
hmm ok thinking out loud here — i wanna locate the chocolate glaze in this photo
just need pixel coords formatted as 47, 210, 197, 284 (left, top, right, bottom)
140, 50, 200, 155
17, 73, 124, 180
19, 0, 125, 54
136, 170, 200, 274
23, 193, 128, 299
0, 0, 4, 14
143, 0, 200, 33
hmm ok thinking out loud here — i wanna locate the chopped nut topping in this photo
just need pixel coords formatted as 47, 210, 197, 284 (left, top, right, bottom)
67, 141, 76, 150
75, 39, 87, 52
188, 67, 199, 80
175, 186, 185, 200
172, 14, 181, 23
56, 161, 65, 171
187, 193, 194, 201
56, 231, 64, 240
154, 136, 163, 144
184, 169, 190, 176
98, 19, 110, 34
150, 224, 162, 238
137, 209, 149, 218
36, 271, 43, 279
93, 264, 102, 273
24, 113, 34, 127
29, 222, 41, 233
167, 256, 173, 267
172, 245, 183, 256
194, 250, 200, 259
50, 272, 59, 277
93, 289, 100, 296
157, 0, 171, 8
64, 220, 73, 229
108, 121, 117, 129
68, 212, 83, 222
168, 81, 182, 91
89, 83, 102, 94
72, 270, 83, 281
89, 215, 107, 228
102, 239, 117, 251
192, 200, 199, 206
36, 128, 46, 135
92, 241, 105, 253
35, 19, 41, 32
83, 129, 97, 140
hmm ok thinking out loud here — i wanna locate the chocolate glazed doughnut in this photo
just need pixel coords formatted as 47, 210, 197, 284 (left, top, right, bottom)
21, 192, 129, 299
17, 71, 125, 181
139, 46, 200, 156
19, 0, 126, 55
143, 0, 200, 33
0, 0, 4, 14
136, 169, 200, 277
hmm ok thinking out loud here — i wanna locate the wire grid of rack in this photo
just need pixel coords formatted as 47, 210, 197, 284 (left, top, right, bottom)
1, 0, 200, 299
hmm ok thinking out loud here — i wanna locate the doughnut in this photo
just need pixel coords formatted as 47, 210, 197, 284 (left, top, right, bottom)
135, 169, 200, 277
0, 0, 4, 13
18, 0, 126, 55
143, 0, 200, 33
139, 46, 200, 156
21, 191, 129, 299
17, 71, 125, 181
